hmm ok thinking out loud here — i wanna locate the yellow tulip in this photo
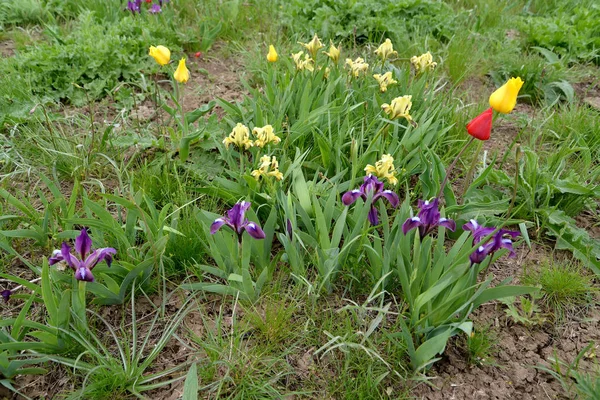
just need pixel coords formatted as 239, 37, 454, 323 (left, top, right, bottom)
149, 45, 171, 66
174, 58, 190, 83
489, 77, 524, 114
323, 41, 340, 63
365, 154, 398, 185
374, 39, 398, 62
223, 123, 253, 150
252, 125, 281, 147
299, 34, 324, 59
410, 51, 437, 74
381, 95, 413, 121
373, 72, 397, 92
267, 45, 278, 62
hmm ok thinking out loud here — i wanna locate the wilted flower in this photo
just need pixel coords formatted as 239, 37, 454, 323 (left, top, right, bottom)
292, 51, 314, 72
149, 3, 161, 13
342, 175, 400, 225
345, 57, 369, 77
223, 123, 253, 149
210, 201, 266, 242
489, 77, 524, 114
402, 198, 456, 238
466, 107, 493, 141
364, 154, 398, 185
373, 71, 397, 92
323, 41, 340, 63
252, 125, 281, 147
463, 220, 520, 265
251, 155, 283, 181
299, 34, 324, 59
174, 58, 190, 83
267, 45, 278, 62
410, 52, 437, 74
149, 45, 170, 66
374, 39, 398, 62
381, 95, 413, 122
48, 229, 116, 282
1, 289, 11, 302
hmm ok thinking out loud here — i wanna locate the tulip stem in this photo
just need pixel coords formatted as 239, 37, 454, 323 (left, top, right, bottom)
437, 136, 475, 199
506, 154, 520, 219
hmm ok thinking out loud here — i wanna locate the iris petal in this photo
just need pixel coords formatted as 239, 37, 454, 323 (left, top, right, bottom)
75, 228, 93, 260
245, 222, 266, 239
402, 217, 422, 235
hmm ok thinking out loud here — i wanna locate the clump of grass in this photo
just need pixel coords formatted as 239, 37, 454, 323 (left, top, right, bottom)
461, 324, 498, 366
522, 261, 595, 321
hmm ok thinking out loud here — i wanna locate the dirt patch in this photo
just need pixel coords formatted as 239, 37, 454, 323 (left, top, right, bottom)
0, 39, 15, 58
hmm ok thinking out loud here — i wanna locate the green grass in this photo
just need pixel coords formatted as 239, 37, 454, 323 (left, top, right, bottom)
522, 261, 596, 321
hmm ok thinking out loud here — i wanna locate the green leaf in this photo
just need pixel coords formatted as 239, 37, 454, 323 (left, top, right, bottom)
182, 363, 198, 400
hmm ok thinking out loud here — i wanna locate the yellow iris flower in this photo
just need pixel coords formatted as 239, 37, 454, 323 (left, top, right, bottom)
381, 95, 413, 121
252, 125, 281, 148
374, 39, 398, 62
364, 154, 398, 185
223, 123, 253, 150
292, 51, 315, 72
410, 52, 437, 74
323, 41, 340, 63
251, 155, 283, 181
373, 71, 397, 92
299, 34, 324, 59
345, 57, 369, 78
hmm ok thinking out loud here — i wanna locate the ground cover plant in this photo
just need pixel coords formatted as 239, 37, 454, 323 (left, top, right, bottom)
1, 0, 600, 398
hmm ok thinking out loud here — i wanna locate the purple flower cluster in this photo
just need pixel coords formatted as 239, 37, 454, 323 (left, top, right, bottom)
49, 229, 116, 282
210, 201, 266, 242
463, 219, 520, 265
402, 198, 456, 238
126, 0, 168, 14
342, 175, 400, 225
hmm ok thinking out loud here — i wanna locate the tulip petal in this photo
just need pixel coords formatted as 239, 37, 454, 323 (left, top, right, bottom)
75, 228, 92, 260
402, 217, 422, 235
245, 222, 266, 240
466, 108, 493, 141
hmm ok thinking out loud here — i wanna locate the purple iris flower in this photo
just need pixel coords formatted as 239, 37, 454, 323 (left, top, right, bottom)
402, 198, 456, 238
342, 175, 400, 226
1, 289, 11, 302
463, 219, 520, 265
210, 201, 266, 242
49, 229, 116, 282
126, 0, 141, 13
149, 4, 161, 13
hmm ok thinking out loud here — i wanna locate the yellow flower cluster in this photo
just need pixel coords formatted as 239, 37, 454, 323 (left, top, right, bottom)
410, 52, 437, 74
223, 123, 253, 149
345, 57, 369, 78
381, 95, 413, 122
374, 39, 397, 62
373, 71, 397, 92
252, 125, 281, 148
251, 155, 283, 181
365, 154, 398, 185
292, 51, 315, 72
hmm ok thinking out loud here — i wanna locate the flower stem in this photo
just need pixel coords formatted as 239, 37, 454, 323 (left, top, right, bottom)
437, 136, 475, 199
